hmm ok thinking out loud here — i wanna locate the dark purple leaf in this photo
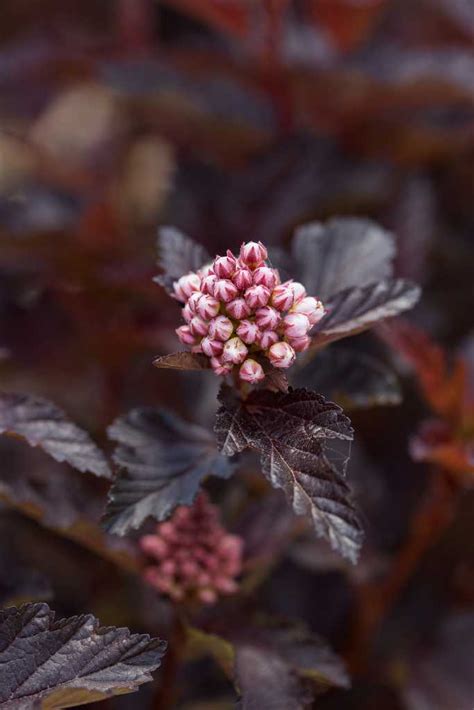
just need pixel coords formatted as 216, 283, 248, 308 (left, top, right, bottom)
154, 225, 210, 293
291, 218, 395, 301
0, 602, 166, 709
0, 392, 111, 479
153, 351, 211, 370
103, 408, 236, 535
235, 623, 349, 709
215, 386, 363, 563
293, 348, 401, 409
311, 279, 421, 349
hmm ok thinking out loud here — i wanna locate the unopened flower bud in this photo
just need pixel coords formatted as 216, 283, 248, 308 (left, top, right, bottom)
201, 274, 217, 296
187, 292, 202, 313
182, 303, 193, 323
236, 319, 260, 344
199, 588, 218, 605
201, 337, 224, 357
213, 251, 237, 279
173, 272, 201, 302
176, 325, 196, 345
291, 296, 325, 326
197, 294, 220, 320
139, 535, 168, 559
189, 316, 209, 337
271, 282, 294, 311
289, 281, 307, 303
255, 305, 281, 330
214, 279, 238, 303
222, 336, 248, 365
240, 241, 268, 268
232, 267, 253, 291
226, 298, 251, 320
284, 312, 311, 338
253, 266, 277, 290
268, 341, 296, 368
239, 358, 265, 383
210, 356, 233, 375
258, 330, 279, 349
287, 334, 311, 352
244, 285, 271, 310
209, 315, 233, 341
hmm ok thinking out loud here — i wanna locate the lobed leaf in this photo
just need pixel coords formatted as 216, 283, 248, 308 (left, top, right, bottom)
0, 603, 166, 709
103, 408, 235, 535
0, 392, 111, 479
215, 386, 363, 563
293, 348, 401, 409
154, 225, 210, 294
311, 279, 421, 349
291, 217, 395, 301
153, 351, 210, 371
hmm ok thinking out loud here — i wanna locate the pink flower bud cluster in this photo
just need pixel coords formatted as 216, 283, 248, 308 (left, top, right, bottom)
173, 241, 325, 381
139, 493, 243, 605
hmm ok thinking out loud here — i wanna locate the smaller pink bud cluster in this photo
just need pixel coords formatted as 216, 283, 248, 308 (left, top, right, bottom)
172, 241, 325, 381
139, 493, 243, 605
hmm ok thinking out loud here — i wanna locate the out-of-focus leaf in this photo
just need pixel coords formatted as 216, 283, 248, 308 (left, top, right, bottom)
0, 550, 52, 607
291, 218, 395, 301
410, 419, 474, 478
153, 351, 211, 370
311, 279, 421, 349
154, 226, 210, 293
103, 408, 235, 535
0, 439, 139, 573
293, 348, 401, 409
404, 613, 474, 710
0, 602, 166, 709
234, 623, 349, 709
0, 392, 111, 479
215, 386, 363, 563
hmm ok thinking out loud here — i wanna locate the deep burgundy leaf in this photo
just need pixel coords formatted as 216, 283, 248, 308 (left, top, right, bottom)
291, 218, 395, 301
311, 279, 421, 349
234, 623, 349, 709
103, 408, 235, 535
154, 225, 210, 294
0, 603, 166, 709
0, 392, 111, 478
215, 386, 363, 563
293, 348, 401, 409
153, 351, 211, 370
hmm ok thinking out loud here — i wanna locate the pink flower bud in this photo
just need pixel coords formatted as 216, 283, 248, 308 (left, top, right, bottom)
222, 336, 248, 365
214, 279, 238, 303
187, 292, 202, 313
291, 296, 325, 326
182, 303, 193, 323
210, 356, 233, 375
197, 294, 220, 320
244, 285, 271, 310
236, 319, 260, 345
239, 358, 265, 383
139, 535, 168, 559
189, 316, 209, 337
283, 312, 311, 338
209, 315, 233, 341
271, 282, 294, 312
232, 267, 253, 291
240, 241, 268, 268
255, 305, 281, 330
258, 330, 279, 349
173, 272, 201, 301
201, 337, 224, 357
198, 262, 214, 278
191, 343, 203, 354
158, 521, 177, 541
253, 266, 277, 290
287, 334, 311, 352
198, 588, 218, 604
213, 251, 237, 279
201, 274, 217, 296
226, 298, 251, 320
161, 559, 176, 576
268, 341, 296, 368
214, 577, 238, 594
176, 325, 196, 345
289, 281, 307, 303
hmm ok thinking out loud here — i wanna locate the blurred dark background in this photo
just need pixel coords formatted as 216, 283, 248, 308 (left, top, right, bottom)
0, 1, 473, 708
